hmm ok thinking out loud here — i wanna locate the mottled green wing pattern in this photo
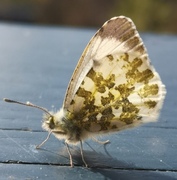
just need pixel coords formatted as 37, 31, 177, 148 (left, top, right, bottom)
64, 16, 166, 133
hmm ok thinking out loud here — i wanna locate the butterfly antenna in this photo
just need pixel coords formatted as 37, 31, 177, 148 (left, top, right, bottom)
3, 98, 52, 116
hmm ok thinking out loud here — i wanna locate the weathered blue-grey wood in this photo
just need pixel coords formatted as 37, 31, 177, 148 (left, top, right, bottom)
1, 164, 177, 180
0, 22, 176, 179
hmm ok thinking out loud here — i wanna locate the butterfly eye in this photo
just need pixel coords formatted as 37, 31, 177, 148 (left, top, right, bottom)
48, 116, 55, 129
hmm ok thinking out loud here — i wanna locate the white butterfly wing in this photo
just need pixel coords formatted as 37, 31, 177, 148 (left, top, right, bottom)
63, 16, 166, 132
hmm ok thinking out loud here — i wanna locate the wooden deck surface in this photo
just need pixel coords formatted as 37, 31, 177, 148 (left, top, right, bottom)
0, 22, 176, 179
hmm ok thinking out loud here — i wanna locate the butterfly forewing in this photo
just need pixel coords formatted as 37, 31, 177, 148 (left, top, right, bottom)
63, 16, 166, 133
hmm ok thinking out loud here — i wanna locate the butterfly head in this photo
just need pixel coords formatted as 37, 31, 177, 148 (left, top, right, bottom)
43, 113, 55, 129
41, 108, 65, 132
42, 109, 84, 144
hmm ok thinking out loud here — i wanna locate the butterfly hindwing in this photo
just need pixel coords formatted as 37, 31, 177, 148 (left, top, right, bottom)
63, 16, 166, 133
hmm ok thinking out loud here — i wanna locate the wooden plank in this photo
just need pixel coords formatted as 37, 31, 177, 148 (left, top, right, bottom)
1, 164, 177, 180
1, 128, 177, 169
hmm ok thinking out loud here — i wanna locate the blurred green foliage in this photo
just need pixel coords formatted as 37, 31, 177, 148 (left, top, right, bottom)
0, 0, 177, 33
113, 0, 177, 33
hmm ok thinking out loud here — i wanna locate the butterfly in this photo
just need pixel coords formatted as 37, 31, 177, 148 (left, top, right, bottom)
4, 16, 166, 167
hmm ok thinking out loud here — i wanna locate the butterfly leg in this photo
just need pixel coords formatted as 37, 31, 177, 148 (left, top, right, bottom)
65, 141, 74, 167
80, 140, 88, 167
36, 131, 52, 149
92, 137, 110, 145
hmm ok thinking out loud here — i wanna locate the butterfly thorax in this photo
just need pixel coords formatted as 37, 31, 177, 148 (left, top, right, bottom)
42, 108, 83, 144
